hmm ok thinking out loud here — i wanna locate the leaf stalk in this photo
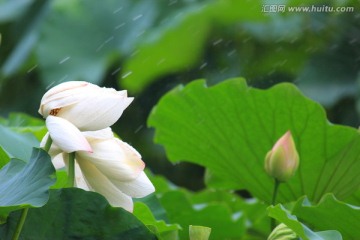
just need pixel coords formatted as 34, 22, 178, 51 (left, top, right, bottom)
12, 206, 29, 240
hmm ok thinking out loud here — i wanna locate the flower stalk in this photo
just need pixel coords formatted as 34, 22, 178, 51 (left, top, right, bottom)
44, 136, 53, 152
66, 152, 76, 188
271, 179, 280, 230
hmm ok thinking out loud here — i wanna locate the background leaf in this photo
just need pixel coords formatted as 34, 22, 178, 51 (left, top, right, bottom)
148, 171, 269, 239
121, 0, 266, 93
267, 204, 342, 240
0, 125, 39, 161
134, 202, 180, 240
292, 194, 360, 240
159, 190, 246, 240
190, 190, 269, 239
345, 190, 360, 206
297, 50, 358, 107
0, 113, 45, 162
0, 0, 50, 78
0, 112, 46, 141
121, 6, 211, 93
0, 188, 156, 239
0, 146, 10, 169
148, 78, 360, 203
36, 0, 158, 87
135, 192, 169, 223
0, 0, 34, 23
0, 148, 55, 221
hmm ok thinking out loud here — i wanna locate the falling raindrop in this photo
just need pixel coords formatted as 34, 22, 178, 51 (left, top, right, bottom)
27, 64, 38, 73
278, 59, 288, 66
227, 49, 236, 57
45, 81, 56, 90
224, 40, 232, 46
349, 38, 357, 44
199, 62, 207, 70
290, 36, 298, 43
105, 36, 114, 43
330, 44, 338, 50
174, 12, 184, 19
96, 44, 104, 52
59, 75, 69, 82
305, 47, 313, 53
220, 67, 229, 73
113, 7, 123, 14
111, 67, 121, 76
134, 125, 144, 134
133, 14, 143, 21
168, 0, 177, 6
157, 58, 166, 65
96, 36, 115, 52
275, 47, 283, 52
59, 56, 71, 64
242, 37, 251, 43
267, 70, 275, 76
131, 50, 140, 57
115, 23, 126, 29
122, 71, 132, 79
136, 30, 145, 38
213, 39, 223, 46
275, 37, 285, 43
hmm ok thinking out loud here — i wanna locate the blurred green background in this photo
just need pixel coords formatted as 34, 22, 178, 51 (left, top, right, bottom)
0, 0, 359, 190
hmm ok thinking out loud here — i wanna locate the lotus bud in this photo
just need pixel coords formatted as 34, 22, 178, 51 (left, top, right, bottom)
264, 131, 299, 182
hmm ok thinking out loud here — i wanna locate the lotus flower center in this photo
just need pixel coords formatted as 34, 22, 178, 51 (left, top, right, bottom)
50, 108, 61, 116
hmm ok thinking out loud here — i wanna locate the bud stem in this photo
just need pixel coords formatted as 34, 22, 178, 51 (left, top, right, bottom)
271, 179, 280, 230
67, 152, 76, 187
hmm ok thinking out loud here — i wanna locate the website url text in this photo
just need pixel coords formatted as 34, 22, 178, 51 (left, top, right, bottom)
262, 5, 355, 13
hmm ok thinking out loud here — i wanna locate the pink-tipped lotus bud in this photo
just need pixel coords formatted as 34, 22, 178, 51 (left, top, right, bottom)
264, 131, 299, 182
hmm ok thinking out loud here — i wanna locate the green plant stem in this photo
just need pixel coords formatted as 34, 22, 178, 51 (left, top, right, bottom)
44, 136, 53, 152
12, 208, 29, 240
12, 136, 53, 239
271, 179, 280, 230
67, 152, 76, 187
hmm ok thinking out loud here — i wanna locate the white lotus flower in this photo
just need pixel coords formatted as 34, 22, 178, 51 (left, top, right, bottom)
38, 81, 133, 131
46, 116, 92, 153
41, 121, 155, 212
